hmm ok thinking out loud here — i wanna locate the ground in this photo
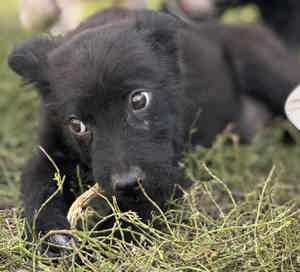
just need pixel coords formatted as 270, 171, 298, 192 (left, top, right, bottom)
1, 2, 300, 271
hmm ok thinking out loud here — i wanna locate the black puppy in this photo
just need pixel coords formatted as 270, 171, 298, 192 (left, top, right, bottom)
8, 8, 300, 255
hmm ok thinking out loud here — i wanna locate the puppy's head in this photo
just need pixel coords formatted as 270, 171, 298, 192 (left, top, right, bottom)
8, 10, 189, 219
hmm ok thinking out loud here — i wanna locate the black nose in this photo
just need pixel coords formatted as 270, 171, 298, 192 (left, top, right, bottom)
112, 166, 145, 192
115, 176, 139, 191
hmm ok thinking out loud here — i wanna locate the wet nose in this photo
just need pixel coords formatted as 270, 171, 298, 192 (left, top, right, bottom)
112, 166, 145, 192
115, 176, 139, 191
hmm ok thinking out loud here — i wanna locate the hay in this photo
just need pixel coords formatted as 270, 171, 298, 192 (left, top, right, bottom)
67, 183, 104, 228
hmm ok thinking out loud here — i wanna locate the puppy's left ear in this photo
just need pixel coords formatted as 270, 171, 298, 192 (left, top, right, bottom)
285, 85, 300, 130
8, 35, 57, 93
137, 11, 181, 57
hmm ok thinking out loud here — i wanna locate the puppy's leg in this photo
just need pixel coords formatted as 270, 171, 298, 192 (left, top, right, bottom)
234, 95, 273, 142
21, 152, 75, 256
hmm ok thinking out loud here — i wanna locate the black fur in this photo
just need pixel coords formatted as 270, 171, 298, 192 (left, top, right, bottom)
8, 8, 300, 254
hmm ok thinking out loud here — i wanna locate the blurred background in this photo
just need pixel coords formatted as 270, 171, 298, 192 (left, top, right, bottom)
16, 0, 300, 52
16, 0, 262, 34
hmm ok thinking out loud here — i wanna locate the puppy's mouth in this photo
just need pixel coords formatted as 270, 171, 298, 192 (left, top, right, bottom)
114, 175, 144, 197
111, 174, 158, 216
114, 182, 143, 203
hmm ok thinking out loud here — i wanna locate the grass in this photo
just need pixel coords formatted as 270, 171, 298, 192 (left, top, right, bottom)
1, 2, 300, 271
0, 1, 39, 207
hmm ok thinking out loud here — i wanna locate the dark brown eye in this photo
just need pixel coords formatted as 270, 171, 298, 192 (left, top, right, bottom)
68, 118, 92, 145
130, 91, 150, 111
69, 119, 87, 135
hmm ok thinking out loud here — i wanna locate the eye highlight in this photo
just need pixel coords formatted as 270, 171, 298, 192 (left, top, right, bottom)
130, 90, 150, 111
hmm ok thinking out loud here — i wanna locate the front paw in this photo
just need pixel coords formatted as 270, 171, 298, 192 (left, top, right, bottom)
37, 233, 79, 258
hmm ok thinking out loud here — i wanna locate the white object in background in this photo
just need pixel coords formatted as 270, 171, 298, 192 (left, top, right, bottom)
20, 0, 84, 34
20, 0, 60, 31
285, 85, 300, 130
112, 0, 148, 9
181, 0, 215, 15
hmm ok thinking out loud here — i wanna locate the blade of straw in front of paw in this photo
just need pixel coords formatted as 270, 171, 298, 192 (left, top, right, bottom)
67, 183, 104, 228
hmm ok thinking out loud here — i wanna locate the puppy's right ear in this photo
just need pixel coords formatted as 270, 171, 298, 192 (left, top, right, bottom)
8, 35, 57, 93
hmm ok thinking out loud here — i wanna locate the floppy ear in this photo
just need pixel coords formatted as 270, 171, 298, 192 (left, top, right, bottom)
136, 11, 181, 57
285, 85, 300, 130
8, 35, 57, 94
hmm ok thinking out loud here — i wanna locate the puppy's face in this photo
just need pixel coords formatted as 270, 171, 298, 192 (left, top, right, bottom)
9, 12, 188, 219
